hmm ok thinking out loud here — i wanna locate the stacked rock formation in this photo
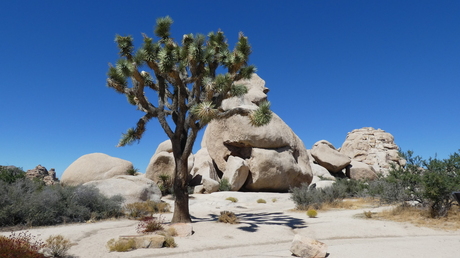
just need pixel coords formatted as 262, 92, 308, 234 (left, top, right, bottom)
190, 74, 313, 192
340, 127, 405, 176
26, 165, 59, 185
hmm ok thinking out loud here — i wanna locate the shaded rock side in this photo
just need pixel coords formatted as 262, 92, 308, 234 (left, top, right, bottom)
340, 127, 405, 176
61, 153, 133, 186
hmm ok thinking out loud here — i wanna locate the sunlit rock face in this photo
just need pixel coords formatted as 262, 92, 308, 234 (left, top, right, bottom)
340, 127, 405, 176
192, 74, 313, 192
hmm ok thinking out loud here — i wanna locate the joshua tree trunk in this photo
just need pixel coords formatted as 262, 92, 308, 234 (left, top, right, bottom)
171, 155, 191, 223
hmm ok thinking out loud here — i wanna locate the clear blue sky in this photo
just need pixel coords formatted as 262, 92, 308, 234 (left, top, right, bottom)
1, 0, 459, 178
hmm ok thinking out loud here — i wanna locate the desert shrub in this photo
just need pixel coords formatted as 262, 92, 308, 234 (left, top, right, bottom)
306, 209, 317, 218
158, 174, 173, 196
163, 236, 177, 248
0, 182, 124, 227
257, 198, 266, 204
126, 167, 139, 176
225, 197, 238, 203
124, 201, 170, 218
272, 198, 277, 202
385, 150, 460, 218
44, 235, 72, 258
218, 178, 232, 191
290, 179, 361, 210
0, 231, 45, 258
0, 166, 26, 184
107, 238, 136, 252
363, 210, 373, 218
217, 211, 239, 224
136, 216, 164, 234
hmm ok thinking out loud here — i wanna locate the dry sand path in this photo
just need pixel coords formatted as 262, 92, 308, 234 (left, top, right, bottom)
2, 192, 459, 257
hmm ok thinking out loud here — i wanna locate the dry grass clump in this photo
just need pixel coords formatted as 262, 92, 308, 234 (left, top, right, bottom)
163, 235, 177, 248
45, 234, 72, 257
136, 216, 164, 234
376, 205, 460, 230
107, 238, 136, 252
257, 199, 266, 204
225, 197, 238, 203
124, 201, 170, 218
217, 211, 239, 224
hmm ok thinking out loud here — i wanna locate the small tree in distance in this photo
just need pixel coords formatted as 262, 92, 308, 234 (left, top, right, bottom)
107, 16, 272, 223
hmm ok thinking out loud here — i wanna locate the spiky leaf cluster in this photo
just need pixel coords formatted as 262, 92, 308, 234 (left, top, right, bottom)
107, 16, 272, 147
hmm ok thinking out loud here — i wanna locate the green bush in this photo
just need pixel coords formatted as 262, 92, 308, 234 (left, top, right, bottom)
0, 181, 124, 227
0, 231, 45, 258
306, 209, 317, 218
386, 150, 460, 218
219, 178, 232, 191
0, 166, 26, 184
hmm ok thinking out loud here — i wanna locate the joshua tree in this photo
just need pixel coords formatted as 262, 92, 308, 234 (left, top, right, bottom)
106, 16, 272, 223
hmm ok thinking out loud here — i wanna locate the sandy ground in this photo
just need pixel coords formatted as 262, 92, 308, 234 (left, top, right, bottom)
2, 192, 460, 258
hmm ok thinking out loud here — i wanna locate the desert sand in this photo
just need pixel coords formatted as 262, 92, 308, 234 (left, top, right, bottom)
2, 192, 460, 258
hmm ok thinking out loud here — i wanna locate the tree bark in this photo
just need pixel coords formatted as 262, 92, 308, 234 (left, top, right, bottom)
171, 145, 192, 223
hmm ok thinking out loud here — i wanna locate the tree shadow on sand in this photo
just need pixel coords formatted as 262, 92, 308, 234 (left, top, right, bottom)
191, 212, 307, 233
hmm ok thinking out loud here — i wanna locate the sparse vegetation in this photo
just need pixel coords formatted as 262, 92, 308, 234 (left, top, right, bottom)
272, 198, 277, 203
158, 174, 173, 196
0, 166, 26, 184
257, 198, 266, 204
219, 178, 232, 191
44, 235, 72, 258
107, 238, 136, 252
126, 167, 139, 176
0, 180, 124, 227
306, 209, 318, 218
225, 197, 238, 203
136, 216, 165, 234
217, 211, 239, 224
363, 210, 373, 218
124, 201, 170, 218
0, 231, 45, 258
163, 236, 177, 248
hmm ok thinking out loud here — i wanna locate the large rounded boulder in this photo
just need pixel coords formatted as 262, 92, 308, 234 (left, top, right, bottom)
83, 175, 162, 205
61, 153, 133, 186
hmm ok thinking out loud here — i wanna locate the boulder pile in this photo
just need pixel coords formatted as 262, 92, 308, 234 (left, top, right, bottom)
26, 165, 59, 185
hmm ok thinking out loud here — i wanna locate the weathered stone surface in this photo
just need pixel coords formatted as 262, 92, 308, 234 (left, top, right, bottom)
83, 175, 161, 205
309, 180, 335, 190
145, 152, 175, 184
26, 165, 59, 185
190, 148, 219, 183
340, 127, 405, 176
201, 177, 220, 193
222, 156, 249, 191
347, 160, 378, 181
290, 234, 328, 258
244, 147, 311, 192
145, 140, 194, 184
168, 223, 193, 237
61, 153, 133, 186
311, 140, 351, 173
310, 163, 335, 181
119, 234, 165, 249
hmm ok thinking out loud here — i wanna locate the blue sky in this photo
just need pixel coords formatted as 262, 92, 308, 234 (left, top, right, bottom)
1, 1, 459, 178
